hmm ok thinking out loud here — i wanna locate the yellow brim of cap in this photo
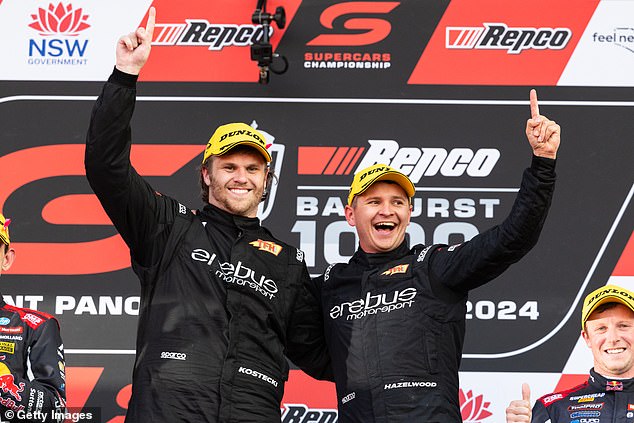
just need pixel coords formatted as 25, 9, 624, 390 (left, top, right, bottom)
581, 288, 634, 328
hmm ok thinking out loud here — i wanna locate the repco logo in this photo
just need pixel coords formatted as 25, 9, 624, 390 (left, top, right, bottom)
355, 140, 500, 183
447, 23, 572, 54
308, 2, 400, 46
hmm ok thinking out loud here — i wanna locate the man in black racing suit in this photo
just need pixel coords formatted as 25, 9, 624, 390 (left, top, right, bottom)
507, 285, 634, 423
0, 213, 66, 423
85, 8, 330, 422
310, 90, 560, 422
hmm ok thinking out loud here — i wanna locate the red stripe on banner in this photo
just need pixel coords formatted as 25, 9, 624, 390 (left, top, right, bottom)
407, 0, 600, 85
282, 370, 337, 408
297, 147, 338, 174
345, 147, 366, 175
336, 147, 360, 175
42, 195, 111, 225
324, 147, 350, 175
66, 367, 104, 410
613, 231, 634, 276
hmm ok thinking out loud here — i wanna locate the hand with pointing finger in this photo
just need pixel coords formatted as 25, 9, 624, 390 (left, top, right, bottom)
116, 6, 156, 75
526, 89, 560, 160
506, 383, 532, 422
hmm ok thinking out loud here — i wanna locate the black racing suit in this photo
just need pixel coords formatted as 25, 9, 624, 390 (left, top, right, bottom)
533, 369, 634, 422
85, 68, 331, 423
310, 156, 556, 422
0, 300, 66, 422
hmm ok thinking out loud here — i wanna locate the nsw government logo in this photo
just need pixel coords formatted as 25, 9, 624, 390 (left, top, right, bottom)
27, 2, 91, 66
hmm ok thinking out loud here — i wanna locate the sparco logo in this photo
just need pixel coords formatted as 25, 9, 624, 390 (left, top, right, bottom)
355, 140, 500, 183
330, 288, 417, 320
281, 404, 338, 422
161, 351, 187, 360
191, 248, 278, 299
153, 20, 273, 51
446, 23, 572, 54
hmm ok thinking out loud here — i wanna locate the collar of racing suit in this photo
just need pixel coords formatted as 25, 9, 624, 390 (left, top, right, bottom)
199, 203, 262, 232
350, 240, 411, 268
589, 368, 634, 392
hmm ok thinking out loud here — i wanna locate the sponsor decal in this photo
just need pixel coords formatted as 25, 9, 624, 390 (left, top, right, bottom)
297, 141, 500, 182
0, 336, 22, 341
249, 239, 283, 256
0, 342, 15, 354
191, 248, 279, 299
139, 0, 301, 82
591, 27, 634, 54
237, 366, 278, 387
447, 244, 462, 252
570, 393, 604, 401
22, 313, 43, 328
0, 375, 25, 402
27, 2, 91, 67
160, 352, 187, 361
0, 327, 21, 335
407, 0, 600, 85
629, 403, 634, 411
570, 411, 601, 418
0, 318, 9, 326
542, 393, 563, 404
381, 264, 409, 276
304, 2, 398, 71
280, 404, 338, 422
296, 249, 304, 263
459, 388, 493, 422
606, 380, 623, 391
341, 392, 355, 404
568, 403, 604, 411
417, 245, 433, 262
446, 23, 572, 54
329, 288, 417, 320
384, 380, 437, 390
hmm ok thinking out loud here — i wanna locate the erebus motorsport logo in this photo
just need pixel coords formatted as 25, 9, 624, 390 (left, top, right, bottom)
153, 19, 272, 51
191, 249, 279, 299
27, 2, 90, 66
446, 23, 572, 54
297, 140, 500, 183
330, 288, 417, 320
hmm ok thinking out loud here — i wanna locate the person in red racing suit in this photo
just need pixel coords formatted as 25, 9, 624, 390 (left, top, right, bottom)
0, 213, 66, 423
310, 90, 560, 422
85, 8, 330, 423
507, 285, 634, 423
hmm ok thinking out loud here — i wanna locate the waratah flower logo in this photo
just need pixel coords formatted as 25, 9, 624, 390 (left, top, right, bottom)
460, 388, 493, 422
29, 2, 90, 36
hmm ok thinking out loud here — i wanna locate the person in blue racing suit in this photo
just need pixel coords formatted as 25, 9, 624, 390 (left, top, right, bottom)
506, 284, 634, 423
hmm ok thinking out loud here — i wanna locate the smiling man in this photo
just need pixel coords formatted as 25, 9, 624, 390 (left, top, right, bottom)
507, 285, 634, 423
310, 90, 560, 422
84, 8, 330, 423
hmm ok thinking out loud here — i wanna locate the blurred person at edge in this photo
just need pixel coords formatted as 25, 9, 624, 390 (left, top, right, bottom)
84, 7, 331, 423
0, 213, 66, 422
507, 285, 634, 423
309, 90, 560, 422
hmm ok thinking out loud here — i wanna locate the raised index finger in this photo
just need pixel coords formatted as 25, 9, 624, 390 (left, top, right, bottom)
145, 6, 156, 39
530, 89, 540, 119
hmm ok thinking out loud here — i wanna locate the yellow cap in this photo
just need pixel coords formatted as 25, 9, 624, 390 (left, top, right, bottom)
202, 122, 271, 164
581, 285, 634, 329
348, 164, 416, 206
0, 213, 10, 246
